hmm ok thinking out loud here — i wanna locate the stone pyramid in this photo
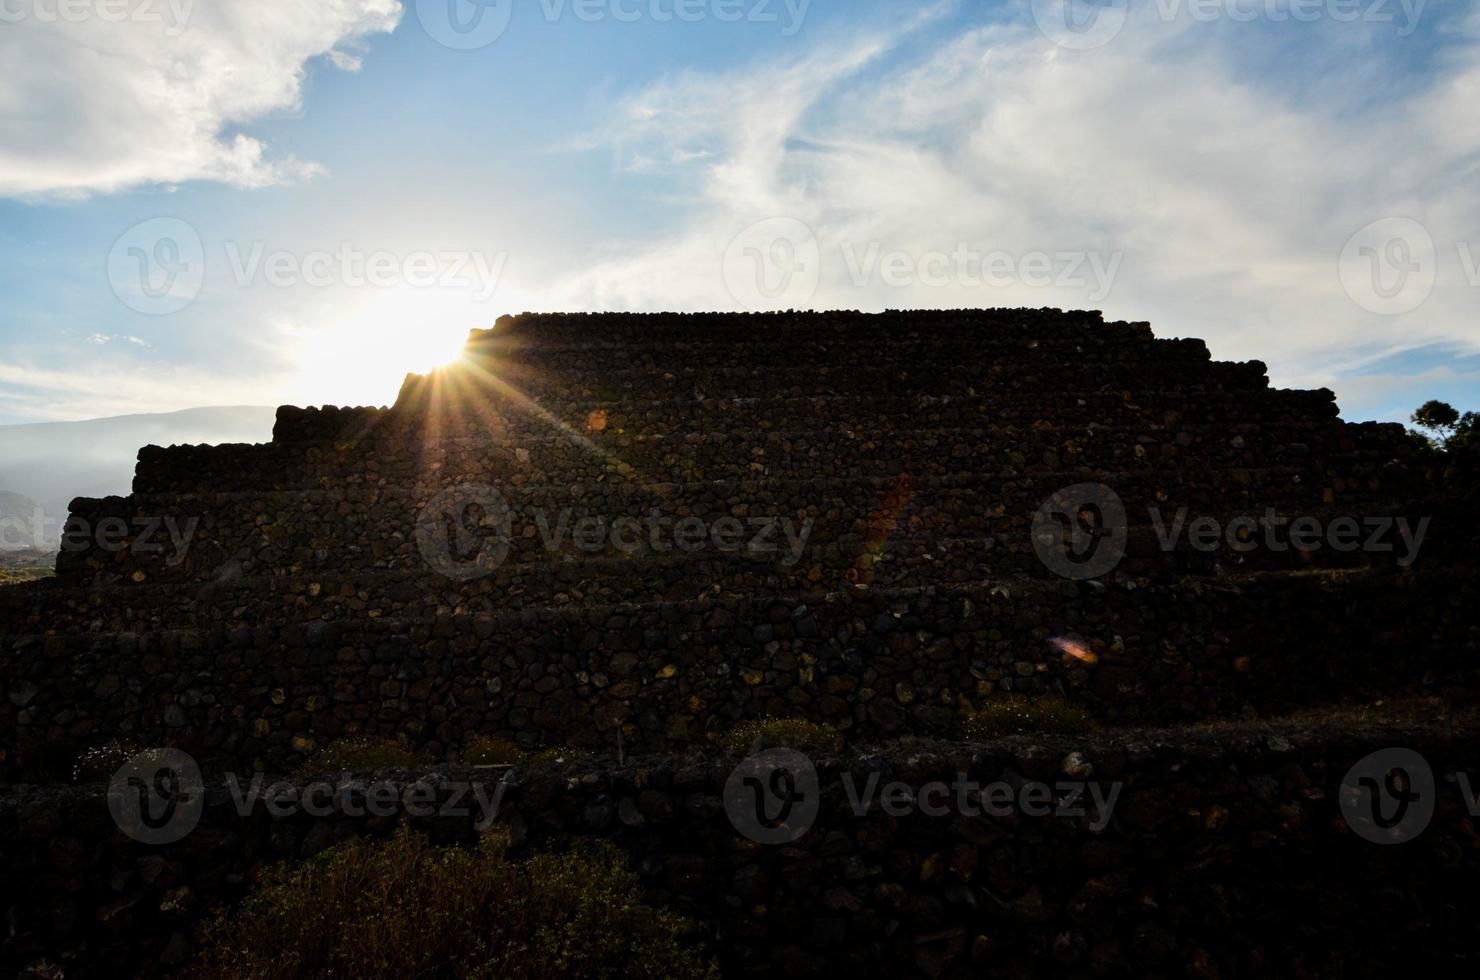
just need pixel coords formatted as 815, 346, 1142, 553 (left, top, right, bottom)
2, 310, 1468, 772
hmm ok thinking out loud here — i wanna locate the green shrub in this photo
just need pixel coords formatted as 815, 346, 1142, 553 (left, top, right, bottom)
722, 718, 841, 752
189, 827, 717, 980
463, 735, 527, 766
0, 566, 51, 586
961, 696, 1095, 739
306, 737, 420, 772
529, 746, 587, 765
462, 737, 585, 767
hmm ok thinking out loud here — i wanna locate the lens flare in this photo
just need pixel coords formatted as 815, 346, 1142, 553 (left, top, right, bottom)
1050, 635, 1099, 665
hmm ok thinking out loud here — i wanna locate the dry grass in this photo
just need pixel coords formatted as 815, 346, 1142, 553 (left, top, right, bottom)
304, 737, 421, 773
0, 547, 53, 585
188, 827, 718, 980
721, 718, 842, 753
1176, 696, 1480, 736
960, 696, 1097, 739
0, 566, 51, 586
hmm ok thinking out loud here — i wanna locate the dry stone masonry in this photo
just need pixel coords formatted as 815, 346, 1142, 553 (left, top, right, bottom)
3, 308, 1479, 978
1, 309, 1473, 773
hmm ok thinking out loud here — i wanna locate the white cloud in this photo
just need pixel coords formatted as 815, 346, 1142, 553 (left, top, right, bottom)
87, 333, 150, 348
0, 0, 403, 198
554, 5, 1480, 416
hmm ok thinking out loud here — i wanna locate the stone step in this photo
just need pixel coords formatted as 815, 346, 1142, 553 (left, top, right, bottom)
434, 360, 1274, 407
118, 458, 1421, 504
134, 421, 1413, 494
479, 334, 1207, 364
54, 468, 1425, 589
3, 567, 1469, 767
465, 337, 1219, 375
475, 308, 1139, 344
6, 518, 1434, 636
267, 386, 1347, 445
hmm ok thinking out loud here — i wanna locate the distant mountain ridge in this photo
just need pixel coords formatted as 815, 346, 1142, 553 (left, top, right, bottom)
0, 406, 276, 550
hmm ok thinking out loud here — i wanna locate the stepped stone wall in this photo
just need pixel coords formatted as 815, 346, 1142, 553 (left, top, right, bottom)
2, 310, 1473, 774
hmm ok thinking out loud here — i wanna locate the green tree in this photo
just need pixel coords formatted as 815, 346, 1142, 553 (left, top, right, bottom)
1412, 400, 1480, 453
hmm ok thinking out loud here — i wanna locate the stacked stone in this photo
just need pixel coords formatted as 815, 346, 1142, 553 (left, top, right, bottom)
6, 732, 1480, 978
1, 309, 1466, 771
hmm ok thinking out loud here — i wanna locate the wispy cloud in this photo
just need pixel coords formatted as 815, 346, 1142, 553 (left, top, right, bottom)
554, 3, 1480, 417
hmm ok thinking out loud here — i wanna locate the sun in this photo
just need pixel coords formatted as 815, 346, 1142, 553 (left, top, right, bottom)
288, 284, 523, 408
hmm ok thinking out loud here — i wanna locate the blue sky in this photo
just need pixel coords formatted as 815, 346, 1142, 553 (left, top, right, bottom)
0, 0, 1476, 424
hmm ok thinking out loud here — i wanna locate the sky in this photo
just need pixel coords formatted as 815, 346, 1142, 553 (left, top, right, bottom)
0, 0, 1476, 425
